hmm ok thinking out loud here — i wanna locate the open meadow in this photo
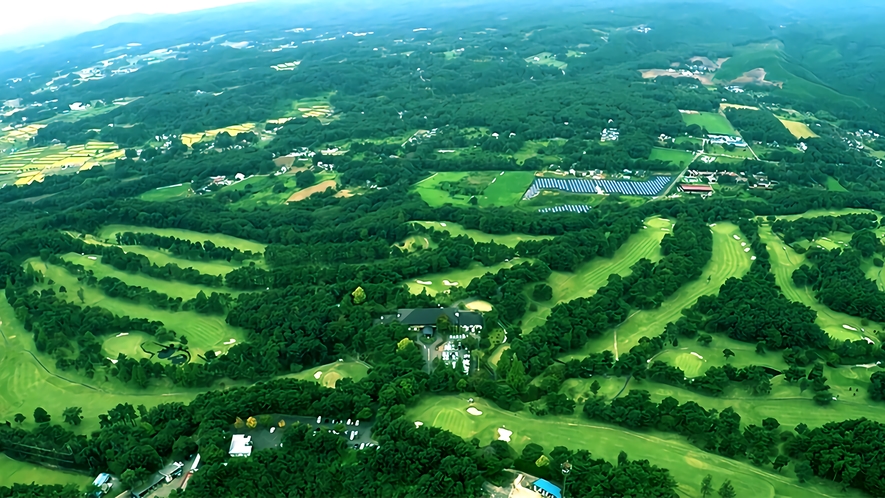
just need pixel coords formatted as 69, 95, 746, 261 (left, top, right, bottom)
407, 394, 869, 498
778, 119, 819, 139
649, 147, 695, 166
406, 259, 527, 296
137, 183, 195, 202
680, 111, 737, 135
413, 171, 537, 208
521, 217, 672, 331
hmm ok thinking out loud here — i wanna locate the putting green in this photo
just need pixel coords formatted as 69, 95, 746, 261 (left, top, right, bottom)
102, 332, 155, 360
412, 221, 553, 247
405, 259, 527, 296
759, 226, 878, 343
284, 360, 370, 388
407, 394, 867, 498
590, 222, 752, 358
522, 217, 672, 331
27, 258, 247, 358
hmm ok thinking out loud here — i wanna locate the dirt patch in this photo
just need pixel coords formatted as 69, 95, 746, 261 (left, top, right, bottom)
286, 180, 337, 202
689, 56, 730, 70
640, 69, 714, 86
720, 103, 759, 111
334, 189, 355, 198
273, 156, 296, 168
727, 68, 783, 88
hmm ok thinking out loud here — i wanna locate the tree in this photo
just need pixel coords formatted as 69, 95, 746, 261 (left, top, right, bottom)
234, 416, 245, 429
698, 334, 713, 346
717, 479, 736, 498
13, 413, 25, 424
755, 341, 766, 354
352, 286, 366, 305
532, 283, 553, 301
723, 349, 735, 361
700, 474, 713, 498
506, 358, 528, 392
246, 416, 257, 429
794, 460, 814, 483
62, 406, 83, 426
356, 407, 373, 420
772, 455, 790, 473
590, 380, 601, 395
33, 407, 50, 423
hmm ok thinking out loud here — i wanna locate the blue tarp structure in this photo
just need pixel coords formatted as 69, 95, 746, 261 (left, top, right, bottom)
533, 478, 562, 498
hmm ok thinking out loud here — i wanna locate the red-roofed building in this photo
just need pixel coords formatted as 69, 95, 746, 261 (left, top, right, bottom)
679, 184, 713, 193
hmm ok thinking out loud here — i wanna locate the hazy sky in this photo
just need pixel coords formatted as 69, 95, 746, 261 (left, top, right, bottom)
1, 0, 253, 36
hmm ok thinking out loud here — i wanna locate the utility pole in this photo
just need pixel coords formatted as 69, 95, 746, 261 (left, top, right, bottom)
561, 460, 572, 498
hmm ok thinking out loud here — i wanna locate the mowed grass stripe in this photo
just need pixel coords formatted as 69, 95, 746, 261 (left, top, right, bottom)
522, 217, 672, 331
598, 222, 753, 358
97, 224, 267, 255
406, 394, 866, 498
758, 226, 877, 342
27, 259, 246, 356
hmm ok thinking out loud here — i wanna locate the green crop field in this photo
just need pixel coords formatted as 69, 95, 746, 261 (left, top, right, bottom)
27, 258, 247, 357
569, 222, 754, 358
413, 171, 537, 208
137, 183, 195, 202
406, 259, 526, 296
649, 147, 695, 166
406, 394, 867, 498
759, 226, 879, 342
412, 221, 552, 247
521, 217, 672, 331
96, 224, 267, 255
680, 111, 738, 135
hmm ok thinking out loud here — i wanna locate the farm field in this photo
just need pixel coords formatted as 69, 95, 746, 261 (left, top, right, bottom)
285, 360, 370, 388
648, 147, 695, 166
525, 52, 567, 70
26, 258, 247, 357
412, 221, 552, 247
413, 171, 537, 208
0, 141, 122, 184
138, 183, 195, 201
406, 394, 867, 498
680, 111, 738, 135
180, 123, 257, 147
759, 225, 878, 342
825, 176, 848, 191
287, 179, 337, 202
521, 217, 672, 331
406, 259, 526, 296
779, 119, 819, 139
96, 224, 267, 255
570, 222, 754, 359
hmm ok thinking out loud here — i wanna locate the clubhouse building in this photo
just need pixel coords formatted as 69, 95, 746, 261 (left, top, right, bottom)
377, 308, 484, 336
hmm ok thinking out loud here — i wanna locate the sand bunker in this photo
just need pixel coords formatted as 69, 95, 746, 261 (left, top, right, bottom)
744, 248, 751, 252
314, 371, 323, 379
416, 280, 432, 285
116, 332, 129, 338
751, 256, 757, 260
691, 352, 704, 360
224, 339, 237, 345
741, 242, 747, 246
843, 325, 859, 331
467, 407, 483, 416
465, 300, 493, 312
415, 421, 424, 428
497, 427, 512, 441
443, 280, 459, 286
733, 235, 741, 240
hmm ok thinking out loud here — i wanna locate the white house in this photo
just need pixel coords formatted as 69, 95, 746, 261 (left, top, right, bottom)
229, 434, 252, 457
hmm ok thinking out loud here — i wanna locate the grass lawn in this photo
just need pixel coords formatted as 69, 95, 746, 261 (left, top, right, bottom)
0, 454, 92, 488
412, 221, 552, 247
759, 226, 880, 342
413, 171, 536, 208
680, 111, 737, 135
27, 258, 247, 358
521, 218, 671, 332
405, 260, 527, 296
96, 225, 266, 255
283, 360, 370, 388
568, 222, 754, 359
0, 301, 206, 437
649, 147, 695, 167
60, 252, 239, 300
825, 176, 847, 192
707, 144, 756, 159
406, 394, 867, 498
78, 235, 244, 276
137, 183, 195, 202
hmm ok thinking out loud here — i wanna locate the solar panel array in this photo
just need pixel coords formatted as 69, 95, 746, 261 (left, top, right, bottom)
538, 205, 591, 214
523, 176, 674, 199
